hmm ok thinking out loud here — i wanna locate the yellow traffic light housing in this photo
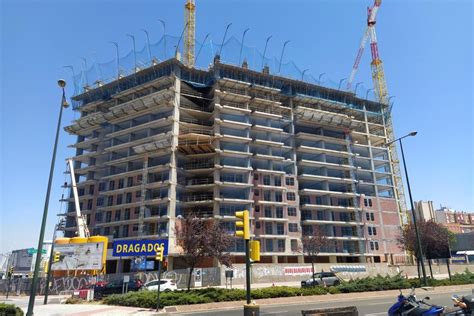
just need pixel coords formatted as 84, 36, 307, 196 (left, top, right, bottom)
235, 210, 250, 240
53, 251, 60, 263
250, 240, 260, 262
155, 247, 164, 262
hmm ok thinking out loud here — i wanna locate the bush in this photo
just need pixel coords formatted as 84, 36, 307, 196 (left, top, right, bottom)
65, 297, 85, 304
0, 303, 23, 316
104, 286, 327, 308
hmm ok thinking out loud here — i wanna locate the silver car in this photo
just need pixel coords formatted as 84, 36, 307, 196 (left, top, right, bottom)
301, 272, 341, 287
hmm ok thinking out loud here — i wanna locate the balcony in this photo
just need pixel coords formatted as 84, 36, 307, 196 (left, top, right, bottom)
300, 188, 357, 198
215, 102, 251, 114
300, 204, 356, 212
106, 116, 173, 138
295, 132, 346, 145
298, 174, 355, 184
215, 118, 250, 129
178, 128, 215, 154
298, 159, 356, 171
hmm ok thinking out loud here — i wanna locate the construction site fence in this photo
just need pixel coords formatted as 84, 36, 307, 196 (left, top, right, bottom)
0, 267, 221, 295
65, 34, 381, 106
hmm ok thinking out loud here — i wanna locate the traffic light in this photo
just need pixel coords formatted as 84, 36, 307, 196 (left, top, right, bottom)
162, 259, 168, 270
53, 251, 61, 263
7, 267, 13, 278
155, 247, 164, 262
250, 240, 260, 262
235, 210, 250, 240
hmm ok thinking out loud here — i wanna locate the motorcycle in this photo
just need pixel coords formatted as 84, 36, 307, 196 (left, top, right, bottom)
388, 289, 473, 315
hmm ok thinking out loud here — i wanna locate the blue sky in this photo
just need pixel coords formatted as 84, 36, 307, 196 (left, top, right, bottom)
1, 0, 473, 253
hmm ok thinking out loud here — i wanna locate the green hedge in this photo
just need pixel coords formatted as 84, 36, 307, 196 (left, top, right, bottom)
103, 271, 474, 309
0, 303, 23, 316
104, 286, 330, 308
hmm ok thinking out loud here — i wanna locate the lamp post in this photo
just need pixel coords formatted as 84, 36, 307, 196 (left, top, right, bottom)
43, 218, 64, 305
385, 131, 427, 286
26, 80, 69, 316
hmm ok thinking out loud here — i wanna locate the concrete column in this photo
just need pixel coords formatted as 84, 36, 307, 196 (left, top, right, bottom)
168, 75, 181, 255
297, 255, 305, 264
272, 255, 278, 264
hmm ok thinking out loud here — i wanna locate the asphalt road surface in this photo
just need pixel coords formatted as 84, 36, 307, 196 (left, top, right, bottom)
174, 289, 473, 316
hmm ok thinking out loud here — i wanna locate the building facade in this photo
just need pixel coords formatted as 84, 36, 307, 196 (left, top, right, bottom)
64, 58, 404, 273
435, 207, 474, 234
413, 201, 474, 234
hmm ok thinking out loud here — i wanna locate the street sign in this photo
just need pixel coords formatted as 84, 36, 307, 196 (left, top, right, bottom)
27, 248, 47, 255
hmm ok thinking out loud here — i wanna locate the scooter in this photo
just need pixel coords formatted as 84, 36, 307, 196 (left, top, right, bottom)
388, 288, 444, 315
388, 289, 472, 315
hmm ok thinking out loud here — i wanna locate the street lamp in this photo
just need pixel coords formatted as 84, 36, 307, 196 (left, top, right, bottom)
385, 131, 427, 286
27, 80, 69, 316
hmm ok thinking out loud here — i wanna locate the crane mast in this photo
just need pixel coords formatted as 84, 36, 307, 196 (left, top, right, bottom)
184, 0, 196, 67
348, 0, 408, 223
68, 158, 90, 238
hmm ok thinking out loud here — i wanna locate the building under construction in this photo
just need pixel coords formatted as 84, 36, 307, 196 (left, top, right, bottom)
62, 0, 405, 272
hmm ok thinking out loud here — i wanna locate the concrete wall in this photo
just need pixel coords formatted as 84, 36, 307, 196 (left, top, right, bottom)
223, 263, 474, 285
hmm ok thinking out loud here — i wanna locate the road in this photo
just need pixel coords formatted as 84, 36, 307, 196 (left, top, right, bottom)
174, 288, 473, 316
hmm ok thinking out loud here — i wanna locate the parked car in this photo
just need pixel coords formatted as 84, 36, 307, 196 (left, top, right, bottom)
142, 279, 177, 292
93, 279, 143, 299
301, 272, 341, 287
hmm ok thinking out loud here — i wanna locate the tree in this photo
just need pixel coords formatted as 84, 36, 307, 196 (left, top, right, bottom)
175, 215, 233, 290
301, 226, 330, 286
398, 220, 451, 278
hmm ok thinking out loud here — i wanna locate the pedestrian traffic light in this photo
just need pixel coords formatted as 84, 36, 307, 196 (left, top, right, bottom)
53, 251, 61, 263
235, 210, 250, 240
155, 247, 164, 262
250, 240, 260, 262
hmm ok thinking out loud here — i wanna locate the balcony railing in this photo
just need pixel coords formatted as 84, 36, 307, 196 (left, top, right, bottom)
181, 194, 214, 202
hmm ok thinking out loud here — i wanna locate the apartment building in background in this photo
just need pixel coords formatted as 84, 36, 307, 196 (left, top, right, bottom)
414, 201, 474, 233
63, 57, 404, 273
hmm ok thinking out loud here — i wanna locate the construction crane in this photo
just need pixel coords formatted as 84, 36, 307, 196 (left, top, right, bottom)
347, 0, 408, 222
184, 0, 196, 67
67, 158, 90, 238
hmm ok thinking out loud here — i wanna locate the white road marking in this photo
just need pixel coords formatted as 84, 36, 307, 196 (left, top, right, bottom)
365, 313, 387, 316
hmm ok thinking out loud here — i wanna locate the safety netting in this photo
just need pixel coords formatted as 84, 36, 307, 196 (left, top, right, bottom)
68, 34, 379, 104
